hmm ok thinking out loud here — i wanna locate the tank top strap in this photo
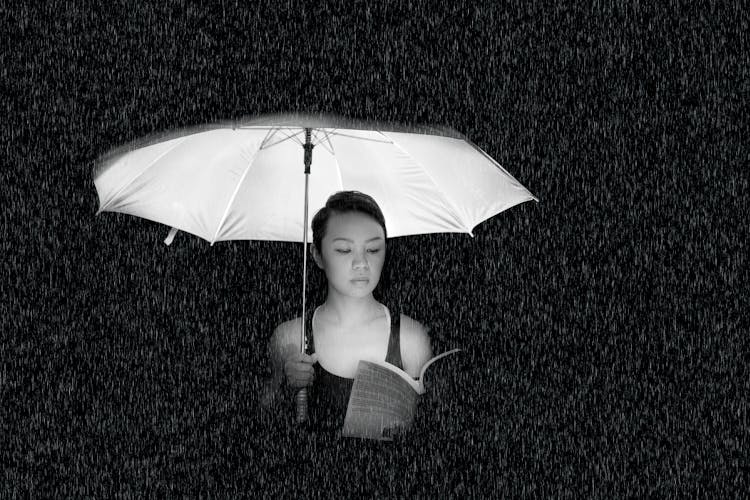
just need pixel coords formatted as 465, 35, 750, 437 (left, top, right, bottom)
304, 305, 317, 355
385, 303, 403, 370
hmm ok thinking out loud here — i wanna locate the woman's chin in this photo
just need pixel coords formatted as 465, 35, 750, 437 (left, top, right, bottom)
330, 282, 378, 299
346, 287, 375, 298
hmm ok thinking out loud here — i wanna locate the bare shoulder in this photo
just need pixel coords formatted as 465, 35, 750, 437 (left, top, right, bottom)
399, 314, 434, 378
269, 318, 302, 352
399, 314, 430, 341
263, 317, 302, 405
274, 317, 302, 337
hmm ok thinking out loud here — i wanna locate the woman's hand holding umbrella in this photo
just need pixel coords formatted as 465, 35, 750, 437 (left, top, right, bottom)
283, 348, 319, 389
260, 346, 318, 410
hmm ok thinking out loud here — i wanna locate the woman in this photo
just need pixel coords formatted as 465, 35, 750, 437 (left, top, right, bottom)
262, 191, 433, 431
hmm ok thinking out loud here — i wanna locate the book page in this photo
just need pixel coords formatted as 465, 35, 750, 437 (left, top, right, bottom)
341, 361, 418, 441
364, 348, 463, 395
418, 348, 462, 385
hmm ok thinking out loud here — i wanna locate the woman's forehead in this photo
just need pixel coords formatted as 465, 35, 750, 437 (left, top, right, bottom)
325, 211, 385, 240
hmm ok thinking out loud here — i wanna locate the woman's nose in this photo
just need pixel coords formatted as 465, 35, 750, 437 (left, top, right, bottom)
352, 252, 369, 269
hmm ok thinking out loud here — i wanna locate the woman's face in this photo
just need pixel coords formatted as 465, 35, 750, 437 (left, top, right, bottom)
313, 211, 386, 299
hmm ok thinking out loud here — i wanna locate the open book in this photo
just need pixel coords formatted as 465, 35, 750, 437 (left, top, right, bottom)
340, 349, 461, 441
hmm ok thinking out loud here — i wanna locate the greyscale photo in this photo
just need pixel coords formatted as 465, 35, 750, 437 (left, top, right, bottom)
3, 1, 745, 497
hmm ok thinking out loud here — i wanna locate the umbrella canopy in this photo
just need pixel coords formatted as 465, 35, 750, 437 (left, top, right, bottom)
94, 113, 538, 245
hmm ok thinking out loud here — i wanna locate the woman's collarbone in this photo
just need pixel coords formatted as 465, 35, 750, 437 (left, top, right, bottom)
315, 321, 390, 376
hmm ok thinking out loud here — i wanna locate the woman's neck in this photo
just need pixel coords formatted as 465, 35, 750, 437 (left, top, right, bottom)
320, 290, 382, 329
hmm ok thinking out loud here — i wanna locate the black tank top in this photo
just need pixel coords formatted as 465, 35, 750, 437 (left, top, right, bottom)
304, 303, 403, 432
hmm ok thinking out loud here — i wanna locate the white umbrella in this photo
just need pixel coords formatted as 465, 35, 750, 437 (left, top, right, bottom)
93, 113, 538, 421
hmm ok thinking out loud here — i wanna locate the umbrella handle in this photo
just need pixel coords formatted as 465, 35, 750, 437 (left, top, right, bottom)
296, 388, 308, 423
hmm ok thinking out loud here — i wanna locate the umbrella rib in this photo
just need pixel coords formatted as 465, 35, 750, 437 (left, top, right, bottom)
259, 128, 305, 150
210, 147, 260, 244
243, 126, 393, 146
98, 137, 188, 213
314, 129, 336, 155
386, 134, 473, 234
467, 140, 538, 202
323, 131, 393, 144
258, 127, 277, 150
317, 129, 343, 189
332, 147, 344, 192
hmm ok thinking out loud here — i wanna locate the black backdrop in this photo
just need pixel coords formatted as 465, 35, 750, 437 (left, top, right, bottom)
3, 1, 747, 497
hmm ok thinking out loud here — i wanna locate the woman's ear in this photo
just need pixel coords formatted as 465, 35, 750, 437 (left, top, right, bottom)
310, 243, 324, 269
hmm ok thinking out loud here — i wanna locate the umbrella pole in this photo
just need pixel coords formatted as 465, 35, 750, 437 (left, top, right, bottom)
296, 128, 314, 424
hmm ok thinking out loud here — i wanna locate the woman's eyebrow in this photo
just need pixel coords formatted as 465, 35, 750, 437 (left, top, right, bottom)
332, 237, 384, 243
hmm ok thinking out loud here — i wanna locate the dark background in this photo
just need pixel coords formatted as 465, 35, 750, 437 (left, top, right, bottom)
3, 0, 747, 496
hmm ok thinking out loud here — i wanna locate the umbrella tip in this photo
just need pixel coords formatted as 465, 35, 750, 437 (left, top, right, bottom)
164, 227, 178, 246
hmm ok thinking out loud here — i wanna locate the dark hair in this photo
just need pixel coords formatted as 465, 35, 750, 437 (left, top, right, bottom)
311, 191, 387, 253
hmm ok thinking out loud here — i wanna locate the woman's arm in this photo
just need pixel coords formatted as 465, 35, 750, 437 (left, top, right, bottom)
260, 319, 319, 408
260, 322, 289, 408
399, 315, 434, 379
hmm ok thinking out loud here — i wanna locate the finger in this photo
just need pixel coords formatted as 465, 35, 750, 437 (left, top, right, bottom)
287, 359, 314, 370
297, 364, 316, 377
282, 344, 310, 361
301, 352, 319, 364
291, 370, 315, 387
286, 361, 315, 378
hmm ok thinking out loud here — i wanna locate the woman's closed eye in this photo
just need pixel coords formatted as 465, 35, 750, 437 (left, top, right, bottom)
335, 248, 381, 254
